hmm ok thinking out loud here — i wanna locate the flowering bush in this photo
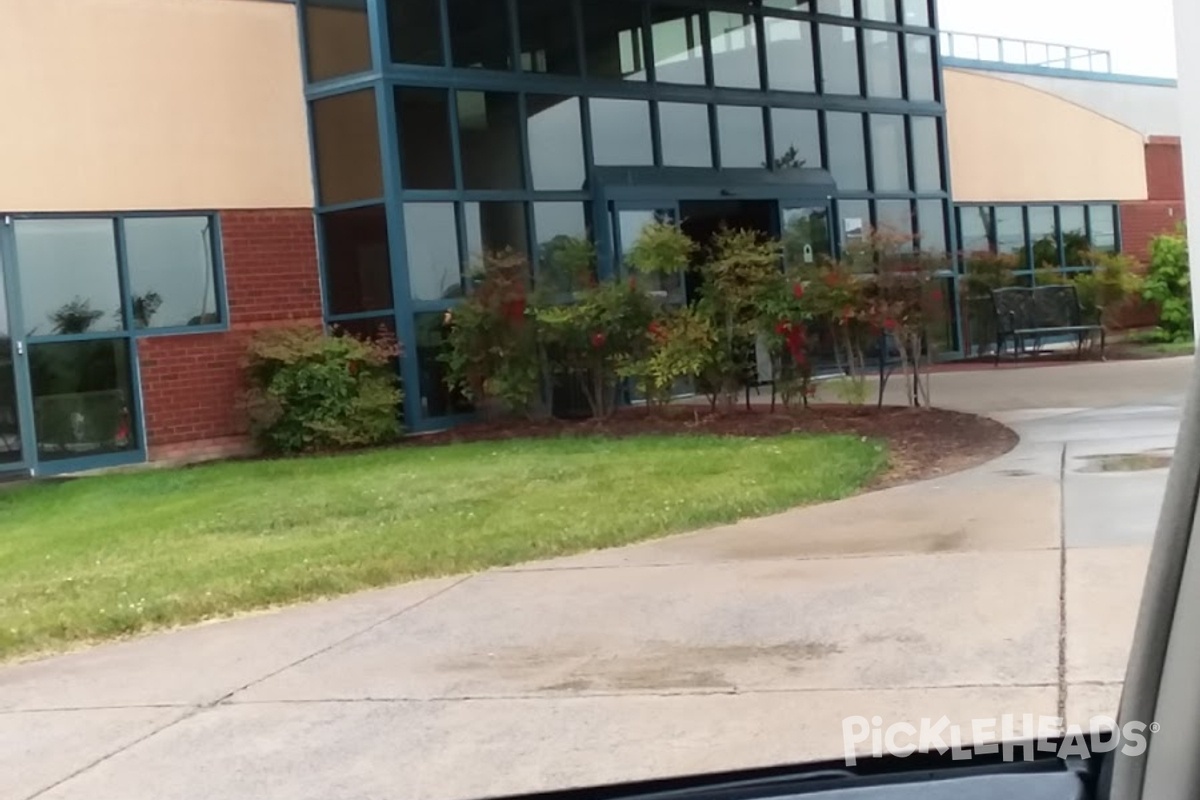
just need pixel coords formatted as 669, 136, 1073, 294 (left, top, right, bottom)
442, 249, 543, 418
623, 307, 718, 409
244, 325, 402, 454
1143, 229, 1192, 342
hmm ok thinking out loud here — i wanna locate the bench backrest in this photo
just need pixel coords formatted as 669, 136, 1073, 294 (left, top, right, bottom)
991, 285, 1082, 333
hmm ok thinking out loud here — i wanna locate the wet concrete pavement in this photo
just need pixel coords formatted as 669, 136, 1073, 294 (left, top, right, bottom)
2, 358, 1193, 800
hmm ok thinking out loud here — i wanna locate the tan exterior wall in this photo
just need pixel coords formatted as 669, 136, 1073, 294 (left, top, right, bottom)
0, 0, 314, 212
945, 68, 1149, 203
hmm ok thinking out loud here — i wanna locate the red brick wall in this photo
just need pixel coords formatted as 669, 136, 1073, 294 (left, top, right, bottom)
138, 209, 323, 461
1120, 201, 1186, 262
1146, 136, 1185, 202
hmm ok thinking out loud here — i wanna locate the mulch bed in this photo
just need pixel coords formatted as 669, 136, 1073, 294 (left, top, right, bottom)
413, 404, 1018, 490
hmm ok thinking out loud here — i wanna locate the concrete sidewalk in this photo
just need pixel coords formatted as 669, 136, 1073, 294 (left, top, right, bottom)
2, 358, 1193, 800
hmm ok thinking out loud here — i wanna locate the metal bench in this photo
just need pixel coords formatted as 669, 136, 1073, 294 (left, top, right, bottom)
991, 285, 1105, 365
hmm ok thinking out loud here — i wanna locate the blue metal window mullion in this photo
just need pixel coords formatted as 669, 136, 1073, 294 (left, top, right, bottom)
365, 0, 389, 75
1113, 204, 1124, 253
112, 217, 148, 461
437, 0, 453, 66
376, 79, 424, 431
1053, 204, 1066, 272
506, 0, 521, 72
0, 219, 37, 471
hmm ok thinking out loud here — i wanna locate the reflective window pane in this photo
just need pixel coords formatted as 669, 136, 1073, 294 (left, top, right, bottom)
863, 0, 898, 22
995, 206, 1026, 258
876, 199, 914, 248
590, 98, 653, 165
1, 263, 22, 465
517, 0, 579, 74
820, 25, 860, 95
582, 0, 646, 81
396, 88, 454, 190
817, 0, 855, 17
651, 6, 707, 85
718, 106, 766, 168
465, 202, 530, 269
782, 206, 832, 269
902, 0, 930, 27
660, 102, 713, 167
320, 206, 394, 316
871, 114, 909, 192
917, 199, 947, 253
534, 203, 592, 287
864, 30, 902, 99
30, 339, 136, 461
906, 35, 936, 101
312, 90, 383, 206
405, 203, 463, 302
14, 219, 123, 336
771, 108, 822, 169
124, 217, 220, 329
457, 91, 523, 190
839, 199, 870, 247
959, 206, 995, 253
304, 0, 371, 82
1028, 206, 1059, 269
447, 0, 512, 69
387, 0, 444, 65
415, 312, 474, 418
764, 0, 815, 9
528, 95, 586, 190
765, 16, 816, 93
911, 116, 943, 192
1090, 205, 1117, 252
1060, 205, 1088, 265
827, 112, 867, 191
709, 11, 760, 89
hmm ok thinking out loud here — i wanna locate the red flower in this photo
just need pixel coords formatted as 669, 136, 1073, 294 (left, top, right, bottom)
590, 331, 607, 349
824, 272, 840, 288
775, 320, 791, 336
884, 318, 898, 332
648, 321, 665, 340
792, 283, 805, 300
502, 297, 527, 323
929, 289, 944, 304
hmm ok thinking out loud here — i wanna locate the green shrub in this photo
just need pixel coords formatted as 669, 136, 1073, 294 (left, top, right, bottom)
244, 326, 402, 455
1143, 229, 1193, 343
624, 307, 718, 408
1072, 251, 1142, 328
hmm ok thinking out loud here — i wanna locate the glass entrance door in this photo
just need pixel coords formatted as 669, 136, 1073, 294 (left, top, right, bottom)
0, 228, 32, 473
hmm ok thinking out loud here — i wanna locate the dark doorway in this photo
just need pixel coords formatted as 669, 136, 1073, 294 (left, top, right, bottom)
678, 199, 776, 304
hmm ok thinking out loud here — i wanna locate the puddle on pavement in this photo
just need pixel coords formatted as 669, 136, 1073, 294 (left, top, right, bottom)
1077, 451, 1174, 473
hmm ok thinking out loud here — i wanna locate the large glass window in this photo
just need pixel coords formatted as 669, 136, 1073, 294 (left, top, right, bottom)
709, 11, 761, 89
320, 206, 394, 317
917, 199, 947, 253
771, 108, 822, 170
817, 0, 855, 17
447, 0, 512, 69
871, 114, 909, 192
29, 340, 137, 462
527, 96, 586, 190
304, 0, 371, 82
312, 90, 383, 206
517, 0, 580, 74
534, 203, 592, 287
660, 102, 713, 168
826, 112, 868, 191
590, 98, 654, 166
906, 35, 936, 101
765, 16, 816, 93
396, 88, 455, 191
14, 219, 123, 337
650, 6, 707, 85
820, 25, 860, 95
838, 199, 871, 248
959, 206, 994, 253
124, 217, 220, 329
405, 203, 463, 302
862, 0, 898, 22
465, 202, 530, 267
415, 312, 474, 418
582, 0, 646, 81
910, 116, 942, 192
717, 106, 767, 168
1060, 205, 1089, 266
387, 0, 444, 65
457, 91, 523, 190
1090, 205, 1118, 252
995, 207, 1026, 258
864, 30, 902, 98
902, 0, 930, 27
1028, 206, 1058, 269
876, 199, 913, 247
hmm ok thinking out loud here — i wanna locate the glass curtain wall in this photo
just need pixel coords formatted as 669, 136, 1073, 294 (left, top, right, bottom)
302, 0, 950, 431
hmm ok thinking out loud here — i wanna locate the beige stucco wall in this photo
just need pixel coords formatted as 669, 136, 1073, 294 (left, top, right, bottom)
0, 0, 314, 212
945, 68, 1149, 203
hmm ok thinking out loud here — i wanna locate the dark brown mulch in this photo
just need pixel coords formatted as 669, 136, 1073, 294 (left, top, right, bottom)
413, 404, 1018, 490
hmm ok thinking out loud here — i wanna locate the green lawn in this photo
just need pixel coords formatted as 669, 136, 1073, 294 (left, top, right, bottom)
0, 434, 885, 660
